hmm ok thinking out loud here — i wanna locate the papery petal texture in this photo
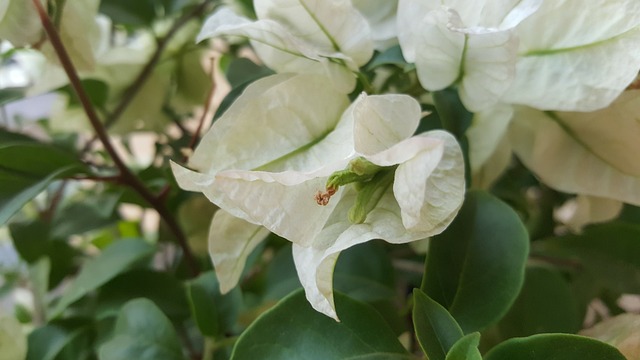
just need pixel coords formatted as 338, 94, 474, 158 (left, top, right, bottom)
509, 90, 640, 205
209, 210, 270, 293
504, 0, 640, 111
397, 0, 540, 111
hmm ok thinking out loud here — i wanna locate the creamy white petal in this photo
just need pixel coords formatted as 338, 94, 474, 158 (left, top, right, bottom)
555, 195, 623, 233
0, 0, 43, 46
189, 74, 352, 174
254, 0, 373, 66
509, 101, 640, 205
467, 104, 514, 173
352, 93, 421, 156
410, 8, 466, 91
505, 0, 640, 111
390, 131, 466, 233
209, 210, 270, 293
197, 8, 358, 91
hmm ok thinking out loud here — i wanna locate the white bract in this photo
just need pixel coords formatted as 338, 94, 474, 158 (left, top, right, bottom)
197, 0, 373, 92
171, 73, 465, 320
397, 0, 542, 111
505, 0, 640, 111
509, 90, 640, 206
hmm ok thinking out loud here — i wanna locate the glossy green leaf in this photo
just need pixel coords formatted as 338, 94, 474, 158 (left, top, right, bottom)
497, 266, 580, 338
484, 334, 626, 360
50, 239, 155, 319
423, 190, 529, 333
51, 194, 120, 238
231, 289, 410, 360
186, 271, 242, 338
99, 298, 186, 360
446, 333, 482, 360
413, 289, 464, 360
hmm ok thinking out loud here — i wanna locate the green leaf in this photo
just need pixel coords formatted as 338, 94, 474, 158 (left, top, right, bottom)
533, 223, 640, 302
59, 79, 109, 109
97, 270, 190, 321
51, 193, 120, 238
49, 239, 155, 319
0, 142, 86, 225
423, 190, 529, 333
446, 333, 482, 360
497, 266, 581, 338
484, 334, 626, 360
99, 298, 186, 360
99, 0, 157, 26
231, 289, 411, 360
0, 87, 24, 106
9, 219, 50, 263
26, 319, 93, 360
412, 289, 464, 360
186, 271, 242, 338
365, 45, 407, 70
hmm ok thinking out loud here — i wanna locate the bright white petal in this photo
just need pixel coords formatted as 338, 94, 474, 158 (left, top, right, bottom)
197, 8, 358, 91
509, 98, 640, 205
396, 0, 433, 62
445, 0, 542, 30
212, 169, 345, 247
209, 210, 270, 293
458, 30, 517, 111
505, 0, 640, 111
293, 244, 341, 320
254, 0, 374, 66
390, 131, 466, 233
189, 74, 352, 174
471, 134, 512, 189
352, 93, 421, 156
410, 8, 466, 91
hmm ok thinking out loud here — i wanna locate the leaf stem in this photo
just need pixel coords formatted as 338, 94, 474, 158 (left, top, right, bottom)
32, 0, 200, 277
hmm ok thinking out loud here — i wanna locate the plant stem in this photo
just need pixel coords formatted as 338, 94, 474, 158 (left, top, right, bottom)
32, 0, 200, 277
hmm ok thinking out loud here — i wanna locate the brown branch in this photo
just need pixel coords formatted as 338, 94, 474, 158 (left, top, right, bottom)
32, 0, 200, 277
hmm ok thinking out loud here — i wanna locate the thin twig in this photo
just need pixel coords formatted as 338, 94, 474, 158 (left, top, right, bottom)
32, 0, 200, 277
185, 56, 217, 160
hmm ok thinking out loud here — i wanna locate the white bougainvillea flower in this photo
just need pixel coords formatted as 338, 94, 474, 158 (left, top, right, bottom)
504, 0, 640, 111
171, 73, 465, 319
509, 90, 640, 205
197, 0, 373, 92
397, 0, 542, 111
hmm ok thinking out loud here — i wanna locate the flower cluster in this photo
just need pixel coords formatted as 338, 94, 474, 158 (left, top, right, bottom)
173, 0, 640, 319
